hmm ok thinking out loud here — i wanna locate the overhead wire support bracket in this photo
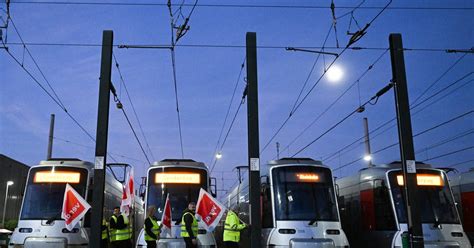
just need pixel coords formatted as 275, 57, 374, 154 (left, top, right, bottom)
446, 47, 474, 54
286, 47, 339, 57
117, 44, 173, 50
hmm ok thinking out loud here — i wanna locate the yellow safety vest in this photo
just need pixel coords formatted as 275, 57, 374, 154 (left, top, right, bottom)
144, 216, 160, 241
180, 212, 198, 238
109, 215, 118, 242
102, 219, 108, 240
223, 211, 246, 242
115, 214, 131, 241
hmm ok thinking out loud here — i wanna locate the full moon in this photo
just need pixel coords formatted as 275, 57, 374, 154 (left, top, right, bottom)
326, 65, 343, 82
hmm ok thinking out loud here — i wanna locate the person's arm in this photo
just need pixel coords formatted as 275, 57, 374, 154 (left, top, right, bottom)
144, 218, 158, 240
109, 217, 117, 229
115, 215, 127, 229
101, 221, 107, 231
232, 214, 246, 230
184, 214, 196, 239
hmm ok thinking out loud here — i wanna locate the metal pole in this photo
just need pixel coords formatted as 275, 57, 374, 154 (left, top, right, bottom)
90, 30, 113, 248
1, 184, 10, 227
246, 32, 262, 248
47, 114, 55, 160
363, 117, 372, 167
389, 33, 424, 248
276, 142, 280, 159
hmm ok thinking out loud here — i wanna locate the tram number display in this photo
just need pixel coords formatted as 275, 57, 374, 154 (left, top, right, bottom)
33, 171, 81, 184
155, 172, 201, 184
396, 174, 444, 186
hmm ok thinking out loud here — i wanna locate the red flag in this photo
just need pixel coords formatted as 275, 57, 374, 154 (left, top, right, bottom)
121, 169, 134, 215
160, 194, 172, 237
195, 188, 226, 231
61, 184, 91, 231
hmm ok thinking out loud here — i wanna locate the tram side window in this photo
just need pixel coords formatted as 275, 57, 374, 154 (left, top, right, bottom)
373, 181, 396, 230
360, 181, 396, 231
262, 186, 273, 228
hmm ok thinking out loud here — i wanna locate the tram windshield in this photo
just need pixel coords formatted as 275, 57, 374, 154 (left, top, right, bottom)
388, 170, 460, 224
272, 166, 338, 221
20, 167, 88, 220
147, 167, 207, 221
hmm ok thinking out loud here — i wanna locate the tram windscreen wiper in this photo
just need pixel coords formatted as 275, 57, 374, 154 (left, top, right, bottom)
45, 215, 60, 224
308, 218, 318, 226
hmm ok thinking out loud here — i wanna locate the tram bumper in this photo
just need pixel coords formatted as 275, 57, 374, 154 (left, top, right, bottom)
289, 238, 335, 248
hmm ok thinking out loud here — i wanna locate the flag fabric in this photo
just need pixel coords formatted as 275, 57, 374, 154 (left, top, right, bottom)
195, 188, 226, 232
61, 183, 91, 231
120, 185, 130, 216
121, 169, 135, 215
160, 194, 172, 237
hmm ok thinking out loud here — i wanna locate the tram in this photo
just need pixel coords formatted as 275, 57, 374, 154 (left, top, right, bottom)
136, 159, 217, 247
215, 157, 349, 247
336, 161, 471, 248
450, 168, 474, 245
8, 158, 144, 247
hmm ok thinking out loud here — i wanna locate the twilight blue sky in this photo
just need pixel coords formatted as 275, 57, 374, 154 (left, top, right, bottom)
1, 0, 473, 194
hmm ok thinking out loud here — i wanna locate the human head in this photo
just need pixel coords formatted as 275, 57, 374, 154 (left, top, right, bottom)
113, 207, 120, 216
188, 202, 196, 212
147, 205, 156, 217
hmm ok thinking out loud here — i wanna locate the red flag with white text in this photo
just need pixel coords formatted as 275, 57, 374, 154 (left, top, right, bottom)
195, 188, 226, 232
160, 194, 172, 237
61, 184, 91, 231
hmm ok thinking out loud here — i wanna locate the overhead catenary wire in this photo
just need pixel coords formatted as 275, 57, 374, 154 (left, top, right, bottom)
4, 41, 470, 53
9, 1, 473, 10
291, 82, 394, 157
110, 83, 153, 165
209, 58, 246, 166
446, 159, 474, 169
333, 109, 474, 171
324, 72, 474, 162
322, 54, 473, 162
7, 17, 66, 110
210, 84, 248, 173
326, 77, 474, 164
53, 136, 146, 163
112, 53, 156, 162
425, 146, 474, 162
1, 16, 98, 143
416, 128, 474, 156
278, 48, 389, 158
168, 0, 185, 158
261, 1, 392, 155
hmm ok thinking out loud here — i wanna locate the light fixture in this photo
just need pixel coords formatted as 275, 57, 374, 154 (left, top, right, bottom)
7, 181, 13, 186
363, 154, 372, 162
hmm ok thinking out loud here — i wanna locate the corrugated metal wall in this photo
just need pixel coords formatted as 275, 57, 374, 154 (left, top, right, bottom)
0, 154, 29, 225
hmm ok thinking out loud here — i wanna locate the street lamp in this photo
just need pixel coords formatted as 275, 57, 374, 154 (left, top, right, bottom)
2, 181, 14, 228
363, 154, 373, 162
215, 152, 222, 159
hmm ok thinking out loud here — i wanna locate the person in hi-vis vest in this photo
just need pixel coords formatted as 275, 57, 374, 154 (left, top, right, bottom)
181, 202, 198, 248
144, 205, 162, 248
223, 210, 247, 248
109, 206, 132, 248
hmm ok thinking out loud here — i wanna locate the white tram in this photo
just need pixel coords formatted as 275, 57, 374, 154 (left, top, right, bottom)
336, 161, 471, 248
450, 167, 474, 246
136, 159, 217, 247
215, 158, 349, 248
8, 158, 144, 248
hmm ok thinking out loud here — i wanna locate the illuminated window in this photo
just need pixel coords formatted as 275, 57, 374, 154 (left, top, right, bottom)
155, 173, 201, 184
396, 174, 444, 186
34, 171, 81, 183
